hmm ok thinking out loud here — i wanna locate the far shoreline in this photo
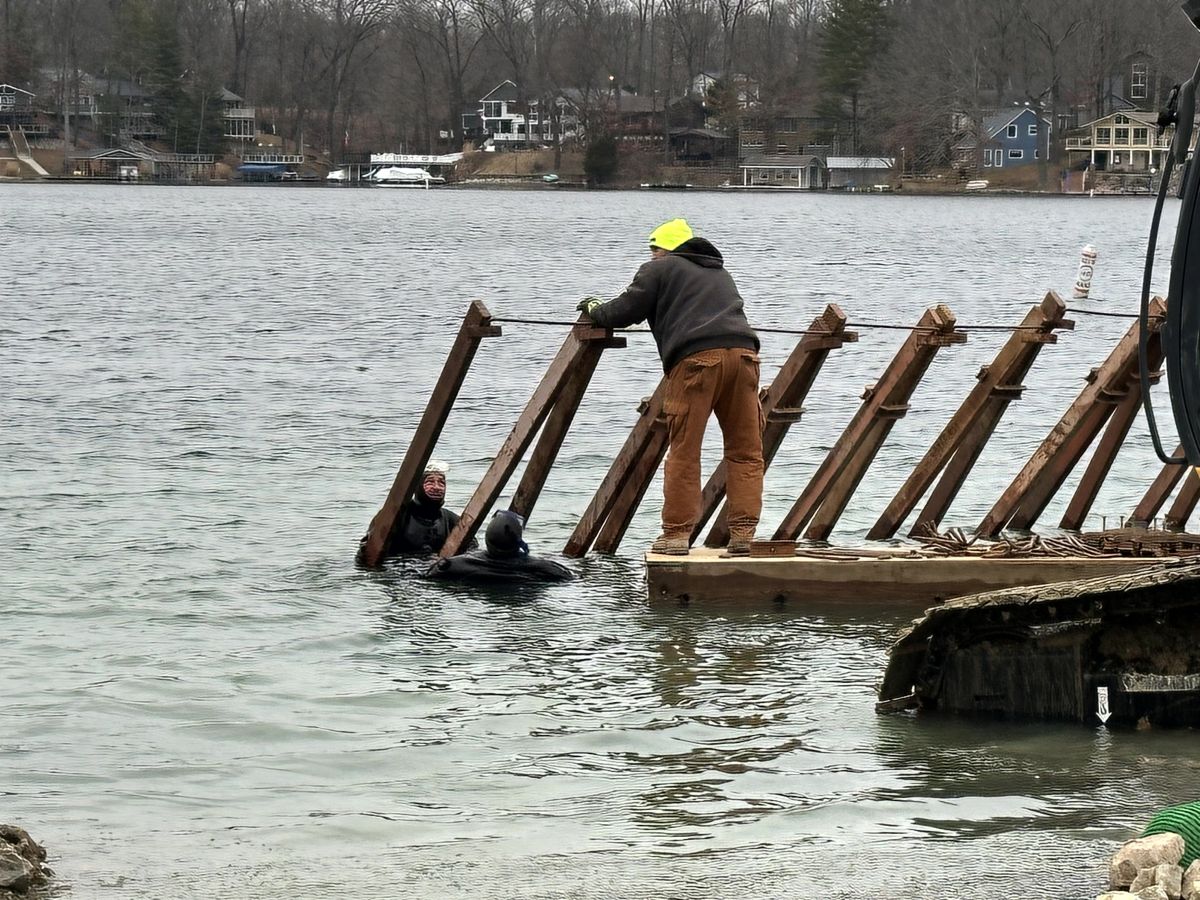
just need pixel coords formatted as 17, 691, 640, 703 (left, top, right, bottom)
0, 177, 1160, 198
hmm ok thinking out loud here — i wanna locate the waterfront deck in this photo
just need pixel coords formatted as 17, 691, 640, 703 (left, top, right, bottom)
644, 548, 1171, 606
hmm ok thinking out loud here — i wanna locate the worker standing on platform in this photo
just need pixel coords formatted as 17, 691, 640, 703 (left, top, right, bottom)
577, 218, 764, 556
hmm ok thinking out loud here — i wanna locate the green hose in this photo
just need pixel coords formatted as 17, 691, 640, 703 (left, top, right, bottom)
1142, 801, 1200, 867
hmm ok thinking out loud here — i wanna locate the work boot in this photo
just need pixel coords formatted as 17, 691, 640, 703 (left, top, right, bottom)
721, 529, 755, 558
651, 535, 690, 556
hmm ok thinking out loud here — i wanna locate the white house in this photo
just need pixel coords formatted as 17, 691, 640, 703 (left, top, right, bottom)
1065, 110, 1170, 173
221, 89, 256, 141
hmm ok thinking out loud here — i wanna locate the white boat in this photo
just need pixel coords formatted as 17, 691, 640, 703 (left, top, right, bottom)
371, 165, 445, 187
326, 168, 347, 182
964, 179, 989, 192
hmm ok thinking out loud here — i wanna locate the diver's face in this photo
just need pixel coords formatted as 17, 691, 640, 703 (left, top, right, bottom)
422, 473, 446, 501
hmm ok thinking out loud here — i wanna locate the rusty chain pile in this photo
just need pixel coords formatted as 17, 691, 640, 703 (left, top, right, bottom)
914, 529, 1107, 558
912, 527, 1200, 559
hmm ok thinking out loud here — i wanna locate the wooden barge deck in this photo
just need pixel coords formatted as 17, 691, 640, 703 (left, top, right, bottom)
644, 548, 1175, 606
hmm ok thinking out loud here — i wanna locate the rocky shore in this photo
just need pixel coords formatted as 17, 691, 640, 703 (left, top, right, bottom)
1100, 833, 1200, 899
0, 826, 50, 898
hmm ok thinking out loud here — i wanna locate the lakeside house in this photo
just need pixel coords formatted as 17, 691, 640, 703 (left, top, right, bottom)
979, 107, 1052, 170
690, 70, 759, 107
475, 79, 712, 157
220, 89, 256, 142
738, 108, 844, 158
0, 84, 35, 128
1064, 110, 1170, 175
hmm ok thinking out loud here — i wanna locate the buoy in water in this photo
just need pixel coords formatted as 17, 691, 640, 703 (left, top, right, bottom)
1073, 244, 1098, 298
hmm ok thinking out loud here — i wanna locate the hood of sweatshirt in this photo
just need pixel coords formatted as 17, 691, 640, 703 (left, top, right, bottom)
670, 237, 724, 268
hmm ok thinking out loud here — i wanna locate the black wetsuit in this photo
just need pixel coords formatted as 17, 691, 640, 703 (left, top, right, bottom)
388, 501, 462, 555
425, 550, 574, 583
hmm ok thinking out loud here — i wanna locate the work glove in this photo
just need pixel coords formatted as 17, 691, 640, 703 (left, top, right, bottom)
576, 296, 604, 317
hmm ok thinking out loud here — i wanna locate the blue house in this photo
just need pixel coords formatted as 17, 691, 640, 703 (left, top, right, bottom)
980, 107, 1052, 170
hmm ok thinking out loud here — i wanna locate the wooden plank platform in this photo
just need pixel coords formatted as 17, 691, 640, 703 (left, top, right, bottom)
645, 548, 1171, 606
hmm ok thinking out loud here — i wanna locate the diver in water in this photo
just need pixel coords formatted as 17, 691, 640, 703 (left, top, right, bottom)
387, 461, 469, 555
425, 509, 573, 583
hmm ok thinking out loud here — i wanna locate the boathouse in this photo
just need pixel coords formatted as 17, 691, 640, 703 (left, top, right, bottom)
738, 153, 826, 189
67, 147, 156, 179
826, 156, 895, 190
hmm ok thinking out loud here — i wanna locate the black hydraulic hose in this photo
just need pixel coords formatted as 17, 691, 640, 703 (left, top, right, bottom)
1140, 140, 1185, 464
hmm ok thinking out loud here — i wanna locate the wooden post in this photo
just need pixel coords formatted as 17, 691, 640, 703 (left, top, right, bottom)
977, 296, 1166, 538
592, 425, 671, 553
1165, 469, 1200, 531
1059, 359, 1161, 531
1006, 401, 1114, 531
772, 305, 966, 541
868, 292, 1070, 540
357, 300, 501, 567
701, 304, 856, 547
1130, 445, 1188, 527
562, 381, 668, 557
508, 338, 613, 521
439, 316, 624, 558
804, 309, 967, 542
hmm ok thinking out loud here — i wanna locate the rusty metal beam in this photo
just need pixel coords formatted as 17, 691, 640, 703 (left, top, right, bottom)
868, 292, 1070, 540
1166, 469, 1200, 531
805, 312, 967, 542
976, 296, 1166, 538
1059, 357, 1161, 531
562, 381, 668, 557
440, 316, 622, 558
1130, 445, 1189, 527
773, 305, 966, 542
357, 299, 500, 567
701, 304, 856, 548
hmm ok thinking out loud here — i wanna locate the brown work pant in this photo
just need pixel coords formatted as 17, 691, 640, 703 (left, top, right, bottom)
661, 347, 764, 540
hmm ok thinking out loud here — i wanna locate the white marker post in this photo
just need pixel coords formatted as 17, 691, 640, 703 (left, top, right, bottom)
1073, 244, 1098, 299
1096, 685, 1112, 724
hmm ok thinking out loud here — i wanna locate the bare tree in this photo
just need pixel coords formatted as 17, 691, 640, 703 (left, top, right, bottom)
404, 0, 482, 146
714, 0, 757, 77
660, 0, 715, 93
1020, 0, 1083, 134
226, 0, 268, 95
310, 0, 396, 156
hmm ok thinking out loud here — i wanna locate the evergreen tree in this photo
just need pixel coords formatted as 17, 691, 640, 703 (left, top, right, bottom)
820, 0, 891, 154
705, 77, 740, 152
584, 133, 619, 184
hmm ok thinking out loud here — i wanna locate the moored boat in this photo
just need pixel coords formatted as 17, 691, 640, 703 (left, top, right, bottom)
371, 166, 445, 187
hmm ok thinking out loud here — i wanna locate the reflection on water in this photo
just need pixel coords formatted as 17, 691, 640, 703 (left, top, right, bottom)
4, 184, 1200, 898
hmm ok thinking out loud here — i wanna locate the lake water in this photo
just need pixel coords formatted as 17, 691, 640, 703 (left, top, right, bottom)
5, 183, 1200, 898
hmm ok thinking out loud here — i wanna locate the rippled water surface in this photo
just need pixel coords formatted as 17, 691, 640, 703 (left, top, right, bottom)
6, 183, 1200, 898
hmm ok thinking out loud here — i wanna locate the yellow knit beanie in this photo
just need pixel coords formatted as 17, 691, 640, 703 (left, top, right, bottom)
648, 218, 693, 251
